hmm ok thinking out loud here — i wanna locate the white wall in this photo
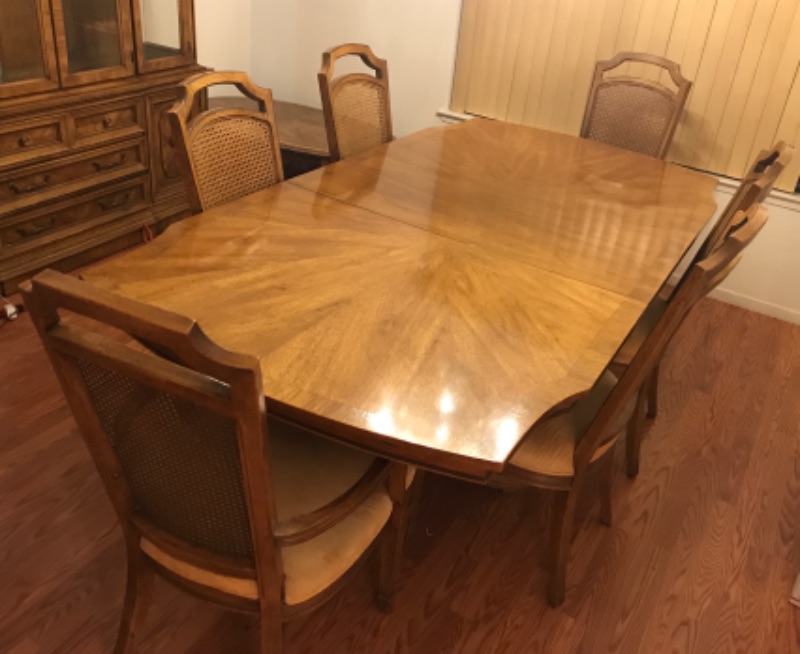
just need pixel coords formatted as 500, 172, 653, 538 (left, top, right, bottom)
195, 0, 254, 73
710, 187, 800, 325
248, 1, 463, 136
665, 181, 800, 324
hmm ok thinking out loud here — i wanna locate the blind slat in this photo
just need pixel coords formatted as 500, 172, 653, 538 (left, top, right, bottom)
537, 0, 579, 131
450, 0, 800, 191
775, 64, 800, 190
707, 0, 780, 174
494, 0, 528, 121
450, 0, 480, 113
725, 0, 798, 175
565, 0, 612, 132
506, 0, 557, 124
698, 0, 761, 171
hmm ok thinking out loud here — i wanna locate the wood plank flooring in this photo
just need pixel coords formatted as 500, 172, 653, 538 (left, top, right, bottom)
2, 298, 800, 653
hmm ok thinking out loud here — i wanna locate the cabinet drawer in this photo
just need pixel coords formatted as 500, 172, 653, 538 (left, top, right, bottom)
0, 140, 147, 214
73, 98, 146, 146
0, 115, 70, 167
0, 177, 149, 249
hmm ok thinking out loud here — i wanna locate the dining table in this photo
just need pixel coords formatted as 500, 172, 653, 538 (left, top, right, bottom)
83, 118, 718, 480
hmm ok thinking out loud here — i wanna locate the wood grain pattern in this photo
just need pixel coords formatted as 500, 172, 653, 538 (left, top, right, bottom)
84, 120, 716, 478
291, 119, 718, 302
50, 0, 136, 87
0, 0, 60, 99
2, 298, 800, 652
0, 1, 206, 295
83, 183, 644, 478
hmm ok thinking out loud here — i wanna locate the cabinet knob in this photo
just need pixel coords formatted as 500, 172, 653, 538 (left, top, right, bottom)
97, 190, 133, 211
15, 217, 55, 239
9, 174, 51, 195
92, 153, 127, 172
102, 117, 114, 129
18, 135, 31, 148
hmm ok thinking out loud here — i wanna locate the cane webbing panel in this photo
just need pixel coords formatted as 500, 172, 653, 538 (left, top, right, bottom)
74, 357, 254, 559
190, 114, 280, 210
332, 78, 390, 159
585, 83, 676, 158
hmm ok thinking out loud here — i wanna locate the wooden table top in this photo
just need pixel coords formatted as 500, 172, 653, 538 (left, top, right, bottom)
84, 120, 717, 478
291, 119, 718, 301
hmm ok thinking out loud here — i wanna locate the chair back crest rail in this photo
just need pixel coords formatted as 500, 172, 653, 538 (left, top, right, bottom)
580, 51, 692, 159
169, 71, 285, 213
318, 43, 393, 161
697, 142, 793, 263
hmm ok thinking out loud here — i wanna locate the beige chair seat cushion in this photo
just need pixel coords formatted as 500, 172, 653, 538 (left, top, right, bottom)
506, 370, 635, 479
269, 416, 402, 605
268, 416, 378, 523
267, 417, 394, 605
143, 420, 406, 607
281, 486, 392, 605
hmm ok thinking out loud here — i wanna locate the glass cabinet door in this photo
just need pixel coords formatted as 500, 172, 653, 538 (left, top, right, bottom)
0, 0, 59, 98
133, 0, 196, 73
52, 0, 135, 86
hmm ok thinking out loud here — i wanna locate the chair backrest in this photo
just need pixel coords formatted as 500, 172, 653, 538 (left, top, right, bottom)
580, 52, 692, 159
21, 270, 282, 599
169, 71, 285, 213
318, 43, 393, 161
572, 203, 768, 471
696, 142, 793, 262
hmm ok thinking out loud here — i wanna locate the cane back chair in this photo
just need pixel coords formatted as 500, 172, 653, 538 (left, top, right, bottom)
492, 203, 768, 607
21, 270, 412, 654
169, 71, 285, 214
696, 141, 792, 263
580, 52, 692, 159
613, 142, 793, 477
318, 43, 393, 161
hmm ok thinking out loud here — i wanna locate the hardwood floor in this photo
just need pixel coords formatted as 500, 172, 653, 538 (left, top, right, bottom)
2, 298, 800, 653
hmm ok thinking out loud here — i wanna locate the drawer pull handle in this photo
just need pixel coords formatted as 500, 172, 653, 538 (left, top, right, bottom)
102, 117, 114, 128
9, 174, 52, 195
15, 217, 55, 239
97, 191, 133, 211
18, 135, 31, 147
92, 153, 127, 171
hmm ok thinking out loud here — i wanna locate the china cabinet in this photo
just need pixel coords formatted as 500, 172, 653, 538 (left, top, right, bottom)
0, 0, 203, 293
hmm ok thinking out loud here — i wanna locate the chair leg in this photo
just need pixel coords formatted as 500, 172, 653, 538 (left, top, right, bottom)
258, 603, 283, 654
626, 386, 647, 479
547, 490, 577, 608
377, 464, 411, 612
646, 365, 660, 419
114, 551, 155, 654
599, 455, 614, 527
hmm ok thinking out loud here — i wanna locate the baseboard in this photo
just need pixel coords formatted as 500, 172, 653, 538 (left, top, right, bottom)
436, 108, 471, 123
709, 287, 800, 325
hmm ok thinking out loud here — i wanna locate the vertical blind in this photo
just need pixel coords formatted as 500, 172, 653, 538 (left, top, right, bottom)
451, 0, 800, 193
